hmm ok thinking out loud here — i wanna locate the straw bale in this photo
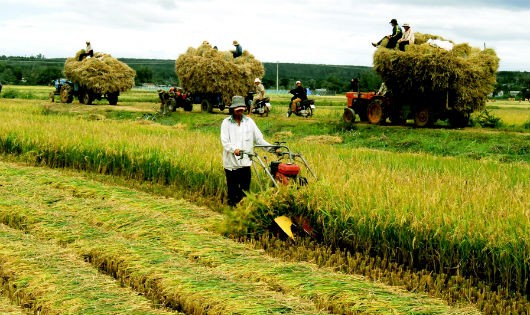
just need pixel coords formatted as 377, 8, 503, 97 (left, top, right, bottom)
176, 42, 265, 105
373, 33, 499, 112
64, 51, 136, 94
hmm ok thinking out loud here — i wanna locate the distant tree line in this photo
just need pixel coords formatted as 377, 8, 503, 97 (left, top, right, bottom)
1, 55, 529, 97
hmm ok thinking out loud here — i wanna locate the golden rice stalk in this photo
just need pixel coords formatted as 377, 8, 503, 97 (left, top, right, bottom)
175, 42, 265, 106
64, 51, 136, 94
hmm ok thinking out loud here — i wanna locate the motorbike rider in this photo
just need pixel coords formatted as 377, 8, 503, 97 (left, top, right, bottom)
249, 78, 265, 115
288, 80, 307, 116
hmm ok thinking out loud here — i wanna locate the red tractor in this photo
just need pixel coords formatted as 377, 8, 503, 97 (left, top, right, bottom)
343, 86, 470, 128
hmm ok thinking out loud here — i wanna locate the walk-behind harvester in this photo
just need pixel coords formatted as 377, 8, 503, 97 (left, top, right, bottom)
241, 142, 318, 240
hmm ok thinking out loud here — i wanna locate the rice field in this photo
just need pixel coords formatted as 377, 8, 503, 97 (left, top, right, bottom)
0, 161, 479, 314
1, 88, 530, 314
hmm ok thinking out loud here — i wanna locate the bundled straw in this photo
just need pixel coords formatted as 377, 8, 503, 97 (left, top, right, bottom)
175, 42, 265, 106
373, 33, 499, 112
64, 50, 136, 94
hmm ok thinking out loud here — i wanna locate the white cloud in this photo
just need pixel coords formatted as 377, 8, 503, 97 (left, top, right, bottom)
1, 0, 529, 71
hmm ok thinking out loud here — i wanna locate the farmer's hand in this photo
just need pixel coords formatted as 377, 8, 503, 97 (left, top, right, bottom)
234, 149, 241, 156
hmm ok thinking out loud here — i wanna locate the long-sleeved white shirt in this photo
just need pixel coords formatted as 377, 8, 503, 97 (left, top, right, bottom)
220, 115, 271, 170
401, 28, 415, 44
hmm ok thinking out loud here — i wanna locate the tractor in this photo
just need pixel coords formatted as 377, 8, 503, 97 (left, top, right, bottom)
343, 84, 471, 128
51, 79, 120, 105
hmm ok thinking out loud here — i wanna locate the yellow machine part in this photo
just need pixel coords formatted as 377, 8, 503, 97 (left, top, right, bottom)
274, 216, 295, 240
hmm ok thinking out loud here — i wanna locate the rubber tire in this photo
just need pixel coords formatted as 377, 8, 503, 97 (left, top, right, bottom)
184, 100, 193, 111
201, 99, 213, 113
60, 85, 73, 103
414, 106, 431, 127
83, 92, 93, 105
107, 92, 118, 105
343, 108, 356, 123
448, 111, 470, 128
367, 98, 384, 124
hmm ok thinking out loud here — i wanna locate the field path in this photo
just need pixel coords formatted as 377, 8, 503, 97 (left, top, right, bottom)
0, 160, 480, 315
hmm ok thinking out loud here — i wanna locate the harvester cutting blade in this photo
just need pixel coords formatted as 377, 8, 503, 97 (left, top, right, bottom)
274, 216, 295, 240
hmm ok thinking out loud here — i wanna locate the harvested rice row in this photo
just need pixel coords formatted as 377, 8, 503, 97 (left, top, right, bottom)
0, 224, 177, 315
0, 295, 24, 315
0, 161, 479, 315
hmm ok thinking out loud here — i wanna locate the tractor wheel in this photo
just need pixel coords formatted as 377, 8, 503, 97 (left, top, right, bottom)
414, 106, 431, 127
107, 92, 119, 105
60, 85, 73, 103
83, 91, 93, 105
263, 106, 269, 117
448, 111, 470, 128
183, 100, 193, 111
78, 90, 86, 104
343, 108, 356, 123
201, 99, 213, 113
367, 98, 385, 124
167, 99, 176, 111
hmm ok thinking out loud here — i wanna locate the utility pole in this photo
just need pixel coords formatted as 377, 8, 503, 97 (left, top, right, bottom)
276, 62, 279, 92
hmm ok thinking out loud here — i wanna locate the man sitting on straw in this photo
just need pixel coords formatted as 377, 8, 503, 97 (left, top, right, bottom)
372, 18, 403, 49
398, 23, 415, 51
78, 41, 94, 61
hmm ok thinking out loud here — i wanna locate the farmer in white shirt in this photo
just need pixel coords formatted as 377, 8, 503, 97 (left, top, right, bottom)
220, 95, 272, 207
398, 23, 415, 51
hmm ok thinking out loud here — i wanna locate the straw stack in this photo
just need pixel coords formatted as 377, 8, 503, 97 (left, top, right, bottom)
175, 42, 265, 106
64, 50, 136, 94
373, 33, 499, 112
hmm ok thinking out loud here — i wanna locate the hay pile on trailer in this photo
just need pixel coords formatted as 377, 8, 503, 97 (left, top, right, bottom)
175, 42, 265, 106
373, 33, 499, 112
64, 50, 136, 94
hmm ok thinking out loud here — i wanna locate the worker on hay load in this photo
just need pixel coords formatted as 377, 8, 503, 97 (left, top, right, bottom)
78, 41, 94, 61
249, 77, 265, 115
232, 40, 243, 58
221, 95, 273, 207
372, 18, 403, 49
398, 23, 415, 51
288, 80, 308, 116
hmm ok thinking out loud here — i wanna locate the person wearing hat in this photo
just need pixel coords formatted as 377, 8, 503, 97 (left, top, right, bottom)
221, 95, 272, 207
249, 77, 265, 115
231, 40, 243, 58
78, 41, 94, 61
372, 18, 402, 49
398, 23, 415, 51
288, 80, 307, 116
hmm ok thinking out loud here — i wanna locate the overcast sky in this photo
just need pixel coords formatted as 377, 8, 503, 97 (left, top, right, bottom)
1, 0, 529, 71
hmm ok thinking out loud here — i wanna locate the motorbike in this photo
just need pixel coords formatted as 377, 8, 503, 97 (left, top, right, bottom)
245, 91, 272, 116
287, 98, 315, 117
